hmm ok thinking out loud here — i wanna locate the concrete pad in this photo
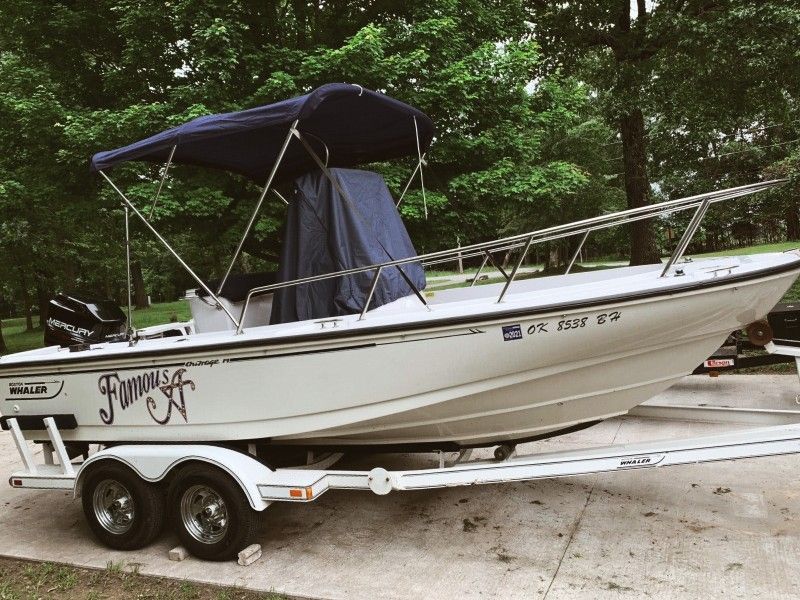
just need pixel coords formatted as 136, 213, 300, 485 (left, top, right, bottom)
650, 373, 800, 410
0, 374, 798, 599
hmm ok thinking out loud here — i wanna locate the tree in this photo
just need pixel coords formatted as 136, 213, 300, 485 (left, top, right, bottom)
528, 0, 800, 264
0, 319, 6, 355
0, 0, 619, 316
529, 2, 666, 263
131, 261, 148, 309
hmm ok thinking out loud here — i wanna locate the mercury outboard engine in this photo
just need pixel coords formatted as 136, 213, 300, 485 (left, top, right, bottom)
44, 292, 127, 348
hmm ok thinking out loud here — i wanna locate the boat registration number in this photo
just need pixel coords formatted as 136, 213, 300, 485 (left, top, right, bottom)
526, 311, 622, 335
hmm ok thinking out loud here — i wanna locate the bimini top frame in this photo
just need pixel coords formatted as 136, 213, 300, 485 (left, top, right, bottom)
91, 85, 786, 335
93, 83, 434, 330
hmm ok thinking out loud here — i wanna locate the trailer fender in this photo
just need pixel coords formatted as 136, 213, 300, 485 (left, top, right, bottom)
74, 444, 272, 511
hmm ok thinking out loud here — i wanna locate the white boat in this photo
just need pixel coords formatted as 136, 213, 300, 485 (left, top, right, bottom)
1, 84, 797, 458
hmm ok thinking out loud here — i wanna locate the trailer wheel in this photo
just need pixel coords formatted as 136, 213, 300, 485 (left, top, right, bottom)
81, 462, 165, 550
168, 464, 258, 561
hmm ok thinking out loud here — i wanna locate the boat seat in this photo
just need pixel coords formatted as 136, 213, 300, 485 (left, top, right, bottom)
196, 271, 277, 303
190, 271, 278, 333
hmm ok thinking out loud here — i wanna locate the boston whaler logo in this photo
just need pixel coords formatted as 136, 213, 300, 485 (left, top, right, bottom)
617, 453, 665, 469
6, 380, 65, 400
98, 368, 195, 425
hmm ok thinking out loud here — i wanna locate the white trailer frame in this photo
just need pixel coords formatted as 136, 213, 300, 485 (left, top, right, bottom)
7, 387, 800, 509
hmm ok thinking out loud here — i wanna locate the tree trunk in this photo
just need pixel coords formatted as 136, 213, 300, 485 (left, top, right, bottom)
547, 244, 562, 270
131, 261, 149, 309
0, 319, 7, 355
620, 108, 661, 265
19, 271, 34, 332
36, 284, 50, 328
501, 250, 512, 269
63, 260, 77, 291
786, 203, 800, 241
293, 0, 308, 48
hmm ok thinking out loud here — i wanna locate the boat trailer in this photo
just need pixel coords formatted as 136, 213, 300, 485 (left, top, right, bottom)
6, 341, 800, 560
693, 302, 800, 375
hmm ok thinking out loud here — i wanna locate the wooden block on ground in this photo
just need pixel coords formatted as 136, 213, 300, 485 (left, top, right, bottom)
238, 544, 262, 566
169, 546, 188, 561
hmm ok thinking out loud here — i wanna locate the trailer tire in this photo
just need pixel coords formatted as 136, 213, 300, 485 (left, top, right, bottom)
81, 462, 165, 550
168, 464, 258, 561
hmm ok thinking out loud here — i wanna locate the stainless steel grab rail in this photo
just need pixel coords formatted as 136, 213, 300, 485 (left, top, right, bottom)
234, 179, 786, 333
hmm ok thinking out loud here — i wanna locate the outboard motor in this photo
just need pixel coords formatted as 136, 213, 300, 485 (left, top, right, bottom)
44, 293, 127, 348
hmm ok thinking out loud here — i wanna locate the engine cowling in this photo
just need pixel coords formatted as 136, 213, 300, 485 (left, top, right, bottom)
44, 293, 127, 348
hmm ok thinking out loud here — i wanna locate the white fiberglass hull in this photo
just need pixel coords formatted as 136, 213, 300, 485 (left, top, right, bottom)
2, 252, 799, 449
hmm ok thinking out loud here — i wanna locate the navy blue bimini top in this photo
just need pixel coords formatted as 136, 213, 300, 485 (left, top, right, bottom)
90, 83, 434, 184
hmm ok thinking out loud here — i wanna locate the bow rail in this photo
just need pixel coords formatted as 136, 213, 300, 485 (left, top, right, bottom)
235, 179, 786, 333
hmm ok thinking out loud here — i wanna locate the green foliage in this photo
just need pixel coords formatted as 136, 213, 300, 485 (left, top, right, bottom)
0, 0, 620, 314
0, 0, 797, 317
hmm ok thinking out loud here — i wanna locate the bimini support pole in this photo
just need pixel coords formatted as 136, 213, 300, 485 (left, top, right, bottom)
396, 117, 428, 215
99, 170, 241, 329
123, 205, 134, 338
412, 116, 427, 219
360, 266, 383, 320
396, 156, 425, 208
216, 119, 299, 295
148, 144, 176, 219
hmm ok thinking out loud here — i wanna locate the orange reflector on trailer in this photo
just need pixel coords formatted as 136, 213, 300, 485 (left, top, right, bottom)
288, 487, 314, 499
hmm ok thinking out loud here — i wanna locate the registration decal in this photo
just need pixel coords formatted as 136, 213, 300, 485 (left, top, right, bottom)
502, 324, 523, 341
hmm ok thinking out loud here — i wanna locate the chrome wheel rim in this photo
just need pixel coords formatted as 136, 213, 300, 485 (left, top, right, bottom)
180, 485, 228, 544
92, 479, 135, 535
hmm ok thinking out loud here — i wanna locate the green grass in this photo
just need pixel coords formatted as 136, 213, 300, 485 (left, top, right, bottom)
424, 267, 483, 278
0, 557, 288, 599
690, 241, 800, 258
1, 317, 46, 355
127, 299, 191, 328
427, 263, 618, 291
426, 260, 622, 281
781, 278, 800, 303
429, 274, 509, 291
424, 241, 799, 280
1, 300, 191, 356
